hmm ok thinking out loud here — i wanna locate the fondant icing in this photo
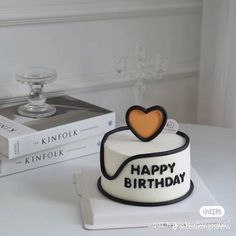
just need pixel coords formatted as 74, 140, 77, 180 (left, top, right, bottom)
98, 106, 193, 206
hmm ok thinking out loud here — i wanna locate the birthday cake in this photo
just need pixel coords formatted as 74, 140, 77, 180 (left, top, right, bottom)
97, 105, 194, 206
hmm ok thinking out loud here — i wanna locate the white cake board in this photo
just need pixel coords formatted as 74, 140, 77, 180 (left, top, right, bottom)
74, 168, 229, 230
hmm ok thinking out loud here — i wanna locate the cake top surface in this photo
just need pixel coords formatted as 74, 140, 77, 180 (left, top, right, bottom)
105, 130, 185, 156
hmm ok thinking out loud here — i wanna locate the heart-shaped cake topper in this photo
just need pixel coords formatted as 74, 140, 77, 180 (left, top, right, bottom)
125, 105, 167, 142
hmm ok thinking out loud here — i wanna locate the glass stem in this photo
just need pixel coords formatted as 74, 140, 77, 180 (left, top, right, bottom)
28, 83, 46, 107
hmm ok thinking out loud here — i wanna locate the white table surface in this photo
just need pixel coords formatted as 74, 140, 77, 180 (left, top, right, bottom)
0, 124, 235, 236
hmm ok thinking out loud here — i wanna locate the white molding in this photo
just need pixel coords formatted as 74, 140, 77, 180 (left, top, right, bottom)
0, 67, 199, 106
0, 0, 202, 26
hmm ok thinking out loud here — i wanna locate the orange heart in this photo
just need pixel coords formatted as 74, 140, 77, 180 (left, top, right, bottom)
126, 105, 167, 142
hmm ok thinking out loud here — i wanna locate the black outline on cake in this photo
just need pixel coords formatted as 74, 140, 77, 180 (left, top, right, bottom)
97, 126, 194, 206
97, 177, 194, 207
126, 105, 168, 142
100, 127, 190, 180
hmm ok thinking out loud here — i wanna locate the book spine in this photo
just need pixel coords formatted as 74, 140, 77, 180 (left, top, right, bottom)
7, 112, 115, 159
0, 115, 37, 157
0, 135, 103, 177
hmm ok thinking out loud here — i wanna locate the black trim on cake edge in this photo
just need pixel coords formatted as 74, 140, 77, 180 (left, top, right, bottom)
100, 126, 190, 180
97, 178, 194, 207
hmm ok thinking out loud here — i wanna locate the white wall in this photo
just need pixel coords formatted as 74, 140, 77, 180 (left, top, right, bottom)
0, 0, 202, 125
198, 0, 236, 128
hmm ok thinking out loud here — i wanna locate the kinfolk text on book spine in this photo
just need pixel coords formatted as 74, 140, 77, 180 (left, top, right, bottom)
0, 112, 115, 159
0, 135, 103, 177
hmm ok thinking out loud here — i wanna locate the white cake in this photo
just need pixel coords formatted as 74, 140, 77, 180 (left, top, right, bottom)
97, 106, 193, 206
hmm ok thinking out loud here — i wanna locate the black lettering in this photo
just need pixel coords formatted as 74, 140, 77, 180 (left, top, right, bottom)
160, 165, 168, 175
138, 179, 146, 188
35, 155, 41, 162
124, 178, 132, 188
155, 178, 165, 188
168, 162, 176, 173
10, 128, 17, 132
73, 130, 79, 136
141, 165, 151, 175
131, 165, 140, 175
62, 132, 68, 139
42, 138, 46, 144
165, 177, 173, 187
48, 152, 53, 158
42, 153, 47, 160
133, 178, 137, 189
173, 175, 181, 185
58, 133, 62, 140
59, 150, 64, 156
180, 172, 185, 182
147, 179, 155, 188
151, 165, 159, 175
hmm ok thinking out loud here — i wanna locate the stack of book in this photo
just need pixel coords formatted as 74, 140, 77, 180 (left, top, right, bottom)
0, 95, 115, 176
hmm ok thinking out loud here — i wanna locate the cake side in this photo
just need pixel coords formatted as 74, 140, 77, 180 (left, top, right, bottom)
97, 105, 193, 206
100, 130, 191, 204
103, 130, 186, 176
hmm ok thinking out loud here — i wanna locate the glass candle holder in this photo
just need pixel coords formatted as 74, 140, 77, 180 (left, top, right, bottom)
16, 67, 57, 118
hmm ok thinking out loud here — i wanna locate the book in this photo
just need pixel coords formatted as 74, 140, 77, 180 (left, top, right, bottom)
0, 135, 103, 177
0, 95, 115, 159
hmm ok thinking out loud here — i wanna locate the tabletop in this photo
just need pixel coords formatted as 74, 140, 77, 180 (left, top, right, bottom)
0, 124, 235, 236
